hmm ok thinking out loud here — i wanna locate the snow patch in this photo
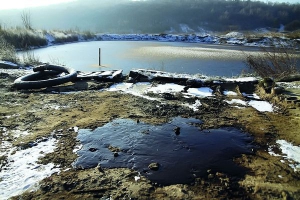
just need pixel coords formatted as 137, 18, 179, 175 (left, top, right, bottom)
226, 97, 274, 112
226, 99, 247, 106
224, 32, 244, 39
269, 140, 300, 172
147, 83, 185, 94
225, 77, 258, 82
187, 87, 213, 97
107, 83, 134, 91
224, 91, 238, 96
11, 130, 31, 138
248, 100, 274, 112
0, 137, 60, 199
188, 100, 202, 111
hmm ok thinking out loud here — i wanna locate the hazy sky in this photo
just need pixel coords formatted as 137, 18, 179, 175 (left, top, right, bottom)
0, 0, 298, 10
0, 0, 76, 10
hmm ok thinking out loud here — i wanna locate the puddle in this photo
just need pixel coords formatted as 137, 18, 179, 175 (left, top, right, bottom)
73, 117, 254, 185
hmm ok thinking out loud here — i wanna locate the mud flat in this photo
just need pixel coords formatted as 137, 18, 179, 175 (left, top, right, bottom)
0, 68, 300, 200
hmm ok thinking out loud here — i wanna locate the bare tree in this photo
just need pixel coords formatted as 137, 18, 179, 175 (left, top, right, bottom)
21, 10, 32, 30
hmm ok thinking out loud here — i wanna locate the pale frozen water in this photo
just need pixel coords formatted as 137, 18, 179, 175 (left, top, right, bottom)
25, 41, 264, 77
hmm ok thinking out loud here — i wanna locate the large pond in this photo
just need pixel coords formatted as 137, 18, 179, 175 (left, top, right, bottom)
23, 41, 265, 77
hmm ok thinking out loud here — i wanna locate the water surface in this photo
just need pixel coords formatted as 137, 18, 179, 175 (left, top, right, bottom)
73, 117, 254, 185
24, 41, 263, 77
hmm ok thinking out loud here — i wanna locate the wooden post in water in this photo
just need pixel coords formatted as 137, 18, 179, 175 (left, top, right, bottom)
99, 48, 101, 66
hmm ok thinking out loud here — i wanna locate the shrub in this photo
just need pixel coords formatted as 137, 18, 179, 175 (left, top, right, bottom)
287, 30, 300, 40
1, 28, 47, 49
244, 44, 299, 80
285, 20, 300, 32
0, 36, 19, 63
21, 51, 42, 66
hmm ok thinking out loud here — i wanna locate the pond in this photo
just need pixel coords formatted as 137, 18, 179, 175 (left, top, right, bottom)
72, 117, 254, 185
23, 41, 264, 77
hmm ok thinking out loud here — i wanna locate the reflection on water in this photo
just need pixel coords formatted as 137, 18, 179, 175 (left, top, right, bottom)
21, 41, 284, 77
130, 46, 247, 60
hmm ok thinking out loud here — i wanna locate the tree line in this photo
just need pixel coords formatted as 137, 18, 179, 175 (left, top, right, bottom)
98, 0, 300, 33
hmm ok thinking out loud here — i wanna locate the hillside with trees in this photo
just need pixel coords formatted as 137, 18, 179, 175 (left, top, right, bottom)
0, 0, 299, 33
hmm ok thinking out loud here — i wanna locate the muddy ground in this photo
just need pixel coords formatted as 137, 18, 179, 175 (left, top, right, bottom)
1, 69, 300, 200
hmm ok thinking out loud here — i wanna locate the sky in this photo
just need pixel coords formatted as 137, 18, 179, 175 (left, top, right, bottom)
0, 0, 298, 10
0, 0, 76, 10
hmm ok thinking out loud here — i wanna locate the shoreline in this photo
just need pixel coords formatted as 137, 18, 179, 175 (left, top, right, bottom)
16, 31, 300, 52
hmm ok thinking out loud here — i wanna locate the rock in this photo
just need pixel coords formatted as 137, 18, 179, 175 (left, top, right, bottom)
96, 163, 105, 173
148, 162, 160, 171
113, 152, 119, 157
174, 126, 180, 135
89, 148, 97, 152
271, 86, 285, 95
208, 174, 215, 179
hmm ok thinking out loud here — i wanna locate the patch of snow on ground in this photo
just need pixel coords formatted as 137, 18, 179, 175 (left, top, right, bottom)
269, 140, 300, 172
226, 99, 247, 106
107, 82, 157, 101
131, 69, 209, 82
187, 87, 213, 97
225, 95, 274, 112
225, 77, 258, 82
147, 83, 185, 94
0, 141, 13, 157
106, 83, 214, 110
73, 144, 83, 153
224, 91, 238, 96
11, 130, 31, 138
224, 32, 244, 39
248, 100, 274, 112
0, 137, 60, 199
188, 100, 202, 111
107, 83, 134, 91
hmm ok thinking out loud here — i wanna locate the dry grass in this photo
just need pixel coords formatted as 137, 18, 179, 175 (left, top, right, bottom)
0, 36, 19, 63
244, 45, 298, 80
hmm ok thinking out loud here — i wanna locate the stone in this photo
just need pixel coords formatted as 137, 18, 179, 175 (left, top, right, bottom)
174, 126, 180, 135
148, 162, 160, 171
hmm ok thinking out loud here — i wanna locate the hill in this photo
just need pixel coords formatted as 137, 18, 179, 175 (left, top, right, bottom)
0, 0, 300, 33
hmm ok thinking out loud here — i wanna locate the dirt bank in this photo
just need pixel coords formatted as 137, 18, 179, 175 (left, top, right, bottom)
1, 69, 300, 199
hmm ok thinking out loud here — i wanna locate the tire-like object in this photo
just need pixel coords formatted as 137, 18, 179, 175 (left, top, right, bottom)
14, 65, 77, 89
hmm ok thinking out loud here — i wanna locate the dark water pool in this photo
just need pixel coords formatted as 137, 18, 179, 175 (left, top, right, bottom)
72, 117, 254, 185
